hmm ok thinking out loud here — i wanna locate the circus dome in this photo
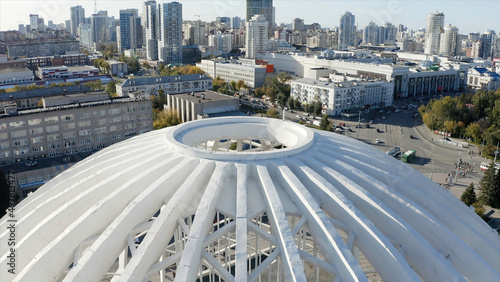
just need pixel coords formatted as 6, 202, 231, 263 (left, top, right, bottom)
1, 117, 499, 282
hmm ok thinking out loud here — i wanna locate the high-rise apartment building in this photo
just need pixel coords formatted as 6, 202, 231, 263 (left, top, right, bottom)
246, 0, 274, 37
439, 24, 459, 56
118, 9, 141, 52
70, 5, 85, 36
338, 11, 356, 50
479, 30, 496, 59
158, 2, 182, 64
424, 12, 445, 55
245, 14, 268, 59
363, 22, 380, 45
142, 1, 159, 60
183, 21, 207, 46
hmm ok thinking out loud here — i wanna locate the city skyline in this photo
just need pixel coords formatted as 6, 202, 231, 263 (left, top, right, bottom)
0, 0, 499, 34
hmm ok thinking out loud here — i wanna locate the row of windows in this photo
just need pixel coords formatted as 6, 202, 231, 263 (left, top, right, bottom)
0, 106, 152, 131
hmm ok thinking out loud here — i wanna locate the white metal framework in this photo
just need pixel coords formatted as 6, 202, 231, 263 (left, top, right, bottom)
1, 117, 500, 282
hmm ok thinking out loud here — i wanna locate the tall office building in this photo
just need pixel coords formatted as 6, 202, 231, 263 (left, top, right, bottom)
439, 24, 459, 56
158, 2, 182, 64
29, 14, 39, 31
18, 24, 27, 36
70, 5, 86, 36
245, 14, 268, 59
91, 11, 110, 43
424, 12, 445, 55
246, 0, 274, 37
142, 1, 159, 60
292, 18, 304, 32
338, 11, 356, 50
118, 9, 140, 52
231, 16, 242, 29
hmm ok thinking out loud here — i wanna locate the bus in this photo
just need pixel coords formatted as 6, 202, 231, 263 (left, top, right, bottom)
480, 162, 500, 171
386, 146, 400, 157
401, 149, 416, 163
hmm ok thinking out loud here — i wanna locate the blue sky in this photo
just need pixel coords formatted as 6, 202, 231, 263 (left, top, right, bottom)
1, 0, 499, 34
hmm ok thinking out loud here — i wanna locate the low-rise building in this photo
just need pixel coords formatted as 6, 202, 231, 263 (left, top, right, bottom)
26, 54, 90, 70
0, 68, 34, 87
0, 85, 91, 109
197, 59, 271, 88
108, 61, 128, 76
36, 65, 99, 80
467, 67, 500, 90
261, 52, 467, 98
116, 74, 212, 97
0, 59, 27, 70
291, 77, 394, 116
166, 90, 240, 122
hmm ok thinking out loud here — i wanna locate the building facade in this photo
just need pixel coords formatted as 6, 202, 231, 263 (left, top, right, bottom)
158, 2, 183, 64
36, 66, 99, 80
70, 5, 85, 36
261, 53, 466, 98
0, 93, 153, 165
143, 0, 159, 60
246, 0, 274, 37
338, 11, 356, 50
424, 12, 445, 55
291, 77, 393, 116
117, 74, 212, 97
0, 68, 34, 87
118, 9, 142, 52
166, 90, 239, 122
6, 39, 80, 58
246, 15, 268, 59
467, 67, 500, 90
439, 25, 459, 57
197, 59, 269, 88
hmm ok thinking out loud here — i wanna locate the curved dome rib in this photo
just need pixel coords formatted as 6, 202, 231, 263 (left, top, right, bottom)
1, 117, 498, 282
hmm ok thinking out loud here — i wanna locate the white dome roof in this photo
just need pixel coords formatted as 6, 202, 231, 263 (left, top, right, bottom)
1, 117, 499, 281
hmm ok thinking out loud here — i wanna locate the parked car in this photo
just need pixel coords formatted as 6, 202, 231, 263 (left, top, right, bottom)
376, 139, 380, 144
25, 160, 38, 167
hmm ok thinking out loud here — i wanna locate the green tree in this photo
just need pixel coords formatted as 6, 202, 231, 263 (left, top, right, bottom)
84, 80, 104, 91
461, 183, 477, 206
319, 114, 332, 131
153, 108, 181, 130
266, 107, 280, 119
480, 161, 500, 208
464, 122, 483, 143
277, 71, 292, 83
293, 98, 302, 110
212, 76, 226, 93
230, 81, 237, 92
313, 101, 323, 116
236, 80, 247, 90
106, 80, 117, 97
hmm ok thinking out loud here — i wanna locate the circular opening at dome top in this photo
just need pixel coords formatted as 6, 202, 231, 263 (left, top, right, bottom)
166, 117, 314, 161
